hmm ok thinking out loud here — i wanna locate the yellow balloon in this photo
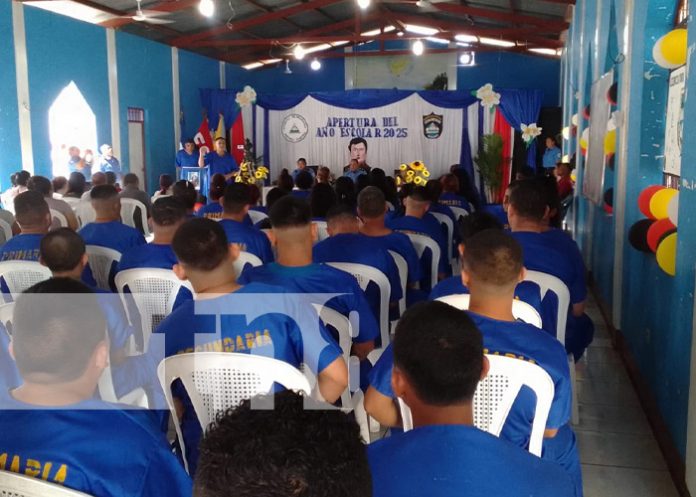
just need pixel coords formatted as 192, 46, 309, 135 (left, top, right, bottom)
579, 138, 588, 150
604, 129, 617, 155
656, 232, 677, 276
654, 29, 687, 69
649, 188, 678, 219
570, 172, 577, 182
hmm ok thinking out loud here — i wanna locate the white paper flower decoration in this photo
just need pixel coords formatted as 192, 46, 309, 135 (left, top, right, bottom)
521, 123, 543, 142
475, 83, 501, 109
235, 85, 257, 108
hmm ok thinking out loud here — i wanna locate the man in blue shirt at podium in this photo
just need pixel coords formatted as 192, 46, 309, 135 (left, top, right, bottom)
198, 137, 238, 181
175, 138, 199, 168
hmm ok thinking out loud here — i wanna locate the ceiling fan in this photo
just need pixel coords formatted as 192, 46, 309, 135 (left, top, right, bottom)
115, 0, 175, 24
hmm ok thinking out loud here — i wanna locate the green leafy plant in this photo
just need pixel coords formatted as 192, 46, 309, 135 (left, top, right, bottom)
474, 133, 504, 201
424, 73, 448, 90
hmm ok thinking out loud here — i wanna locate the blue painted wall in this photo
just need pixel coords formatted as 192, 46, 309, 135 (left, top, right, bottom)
179, 49, 219, 141
24, 5, 111, 179
0, 0, 20, 188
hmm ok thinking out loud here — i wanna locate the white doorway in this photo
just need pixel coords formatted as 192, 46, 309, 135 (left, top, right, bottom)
48, 82, 97, 178
127, 107, 147, 191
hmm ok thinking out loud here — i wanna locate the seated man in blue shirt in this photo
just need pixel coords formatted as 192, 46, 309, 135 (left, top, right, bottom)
195, 390, 370, 497
291, 157, 315, 183
343, 159, 367, 184
175, 138, 199, 168
313, 204, 402, 326
0, 278, 191, 497
291, 170, 313, 201
198, 137, 238, 181
238, 195, 379, 361
508, 179, 594, 360
0, 191, 50, 262
367, 301, 576, 497
218, 183, 274, 264
386, 186, 449, 290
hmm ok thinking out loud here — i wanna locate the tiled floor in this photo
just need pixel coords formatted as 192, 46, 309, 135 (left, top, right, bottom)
576, 298, 679, 497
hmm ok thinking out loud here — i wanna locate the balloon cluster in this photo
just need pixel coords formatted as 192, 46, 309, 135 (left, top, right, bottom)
397, 161, 431, 186
235, 161, 269, 185
628, 185, 679, 276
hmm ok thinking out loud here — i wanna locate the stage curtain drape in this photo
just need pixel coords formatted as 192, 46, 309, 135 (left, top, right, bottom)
497, 89, 544, 167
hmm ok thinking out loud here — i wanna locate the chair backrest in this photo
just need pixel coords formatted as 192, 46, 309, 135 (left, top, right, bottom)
313, 220, 329, 242
61, 196, 81, 207
119, 198, 150, 237
404, 233, 440, 290
157, 352, 312, 473
435, 294, 543, 329
74, 201, 96, 227
523, 270, 570, 344
0, 302, 14, 336
232, 251, 263, 278
0, 219, 13, 245
49, 209, 69, 228
325, 262, 391, 348
247, 209, 268, 225
0, 261, 52, 303
398, 354, 555, 456
387, 250, 407, 317
85, 245, 121, 291
428, 212, 453, 262
311, 303, 353, 406
449, 206, 469, 222
114, 268, 194, 352
0, 471, 94, 497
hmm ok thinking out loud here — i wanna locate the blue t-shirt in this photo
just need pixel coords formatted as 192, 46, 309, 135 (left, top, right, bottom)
344, 169, 367, 183
238, 263, 379, 344
368, 425, 576, 497
292, 168, 315, 181
0, 233, 42, 262
195, 202, 223, 219
175, 149, 199, 168
93, 288, 134, 351
99, 156, 121, 175
204, 152, 238, 177
218, 219, 274, 264
387, 215, 449, 287
0, 392, 191, 497
117, 243, 177, 273
438, 192, 470, 211
543, 146, 562, 168
79, 221, 146, 254
361, 232, 421, 285
313, 233, 403, 306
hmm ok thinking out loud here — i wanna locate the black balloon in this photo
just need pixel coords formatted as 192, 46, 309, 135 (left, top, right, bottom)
606, 154, 615, 170
603, 188, 614, 207
607, 82, 618, 105
628, 219, 654, 252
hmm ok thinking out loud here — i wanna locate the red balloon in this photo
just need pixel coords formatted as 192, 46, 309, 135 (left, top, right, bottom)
647, 219, 676, 252
638, 185, 665, 219
603, 203, 613, 215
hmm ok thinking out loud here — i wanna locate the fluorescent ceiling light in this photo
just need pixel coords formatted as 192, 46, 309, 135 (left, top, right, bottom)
426, 37, 450, 45
332, 41, 350, 46
404, 24, 439, 36
361, 25, 396, 36
528, 48, 562, 56
242, 62, 264, 70
25, 1, 117, 24
456, 41, 472, 47
455, 34, 478, 43
304, 43, 333, 54
479, 37, 516, 47
260, 58, 282, 64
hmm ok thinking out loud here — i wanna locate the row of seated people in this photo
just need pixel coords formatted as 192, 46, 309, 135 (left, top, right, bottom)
0, 176, 590, 495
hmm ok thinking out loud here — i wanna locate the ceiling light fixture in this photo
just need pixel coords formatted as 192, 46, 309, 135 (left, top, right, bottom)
199, 0, 215, 17
293, 44, 306, 60
311, 59, 322, 70
412, 39, 424, 56
455, 34, 478, 43
426, 37, 450, 45
357, 0, 371, 9
459, 52, 475, 66
404, 24, 439, 36
479, 37, 516, 47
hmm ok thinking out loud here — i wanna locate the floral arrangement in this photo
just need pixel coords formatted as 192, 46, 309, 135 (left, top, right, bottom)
397, 160, 431, 186
521, 122, 543, 147
474, 83, 501, 110
235, 85, 257, 108
236, 162, 269, 185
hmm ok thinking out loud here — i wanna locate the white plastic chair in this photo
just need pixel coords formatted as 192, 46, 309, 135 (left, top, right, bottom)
74, 202, 96, 227
387, 250, 407, 317
49, 209, 68, 228
449, 206, 470, 222
0, 261, 52, 303
435, 294, 543, 328
398, 354, 555, 456
248, 209, 268, 225
325, 262, 391, 349
0, 219, 13, 245
157, 352, 312, 474
429, 211, 454, 263
120, 198, 150, 237
232, 251, 263, 278
404, 233, 440, 290
61, 196, 81, 207
115, 268, 194, 353
85, 245, 121, 291
314, 220, 329, 242
97, 365, 149, 408
0, 470, 93, 497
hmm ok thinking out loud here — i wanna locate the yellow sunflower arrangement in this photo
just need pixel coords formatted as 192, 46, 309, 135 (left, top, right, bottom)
397, 161, 431, 186
235, 161, 269, 185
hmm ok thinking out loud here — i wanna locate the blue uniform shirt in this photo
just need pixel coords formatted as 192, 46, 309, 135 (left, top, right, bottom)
79, 221, 146, 254
438, 192, 470, 211
543, 146, 562, 168
0, 233, 42, 261
204, 152, 238, 177
175, 149, 199, 168
238, 263, 379, 344
291, 190, 311, 201
344, 169, 367, 183
218, 219, 274, 264
195, 202, 223, 219
361, 232, 421, 285
99, 156, 121, 176
117, 243, 177, 273
292, 168, 315, 182
368, 425, 576, 497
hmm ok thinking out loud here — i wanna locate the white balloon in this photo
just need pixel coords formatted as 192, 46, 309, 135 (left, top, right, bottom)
581, 127, 590, 141
668, 191, 679, 226
607, 116, 617, 132
571, 114, 579, 126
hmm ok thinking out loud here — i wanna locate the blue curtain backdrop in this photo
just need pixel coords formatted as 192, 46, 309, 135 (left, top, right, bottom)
497, 89, 545, 167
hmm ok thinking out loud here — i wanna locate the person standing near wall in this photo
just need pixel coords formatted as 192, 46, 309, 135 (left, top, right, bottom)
176, 138, 199, 168
198, 137, 238, 182
98, 144, 122, 179
542, 136, 562, 172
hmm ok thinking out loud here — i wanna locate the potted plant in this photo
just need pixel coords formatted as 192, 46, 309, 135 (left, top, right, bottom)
475, 133, 504, 204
